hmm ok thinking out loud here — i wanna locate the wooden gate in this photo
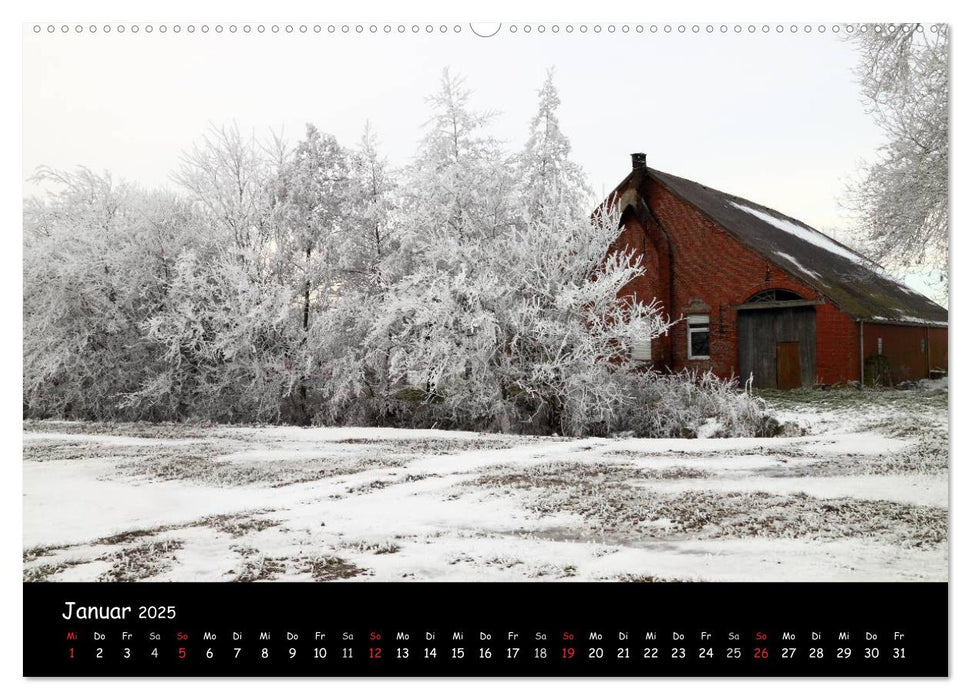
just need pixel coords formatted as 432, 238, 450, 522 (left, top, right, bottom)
776, 341, 802, 390
738, 306, 816, 388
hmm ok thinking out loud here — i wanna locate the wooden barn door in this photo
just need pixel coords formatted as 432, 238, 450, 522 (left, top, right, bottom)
776, 342, 802, 389
738, 306, 816, 389
738, 311, 777, 387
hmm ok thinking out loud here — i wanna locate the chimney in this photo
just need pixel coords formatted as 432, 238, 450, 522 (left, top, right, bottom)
631, 152, 647, 171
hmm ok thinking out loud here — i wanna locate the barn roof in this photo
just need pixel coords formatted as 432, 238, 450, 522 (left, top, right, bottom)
626, 166, 948, 326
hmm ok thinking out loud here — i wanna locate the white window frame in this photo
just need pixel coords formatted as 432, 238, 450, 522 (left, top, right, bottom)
631, 338, 652, 362
687, 314, 711, 360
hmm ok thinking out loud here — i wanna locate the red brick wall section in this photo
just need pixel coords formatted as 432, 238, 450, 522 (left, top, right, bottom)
612, 211, 673, 368
863, 323, 948, 383
612, 215, 659, 304
815, 304, 861, 385
615, 178, 867, 385
928, 327, 948, 373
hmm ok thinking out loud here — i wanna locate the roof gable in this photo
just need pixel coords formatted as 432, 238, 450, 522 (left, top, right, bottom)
638, 167, 947, 326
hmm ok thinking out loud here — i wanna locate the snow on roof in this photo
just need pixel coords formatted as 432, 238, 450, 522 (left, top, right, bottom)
775, 252, 820, 280
870, 316, 949, 328
730, 202, 866, 267
730, 202, 922, 290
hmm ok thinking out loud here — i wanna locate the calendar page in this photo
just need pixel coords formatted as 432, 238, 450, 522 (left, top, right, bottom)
21, 18, 949, 677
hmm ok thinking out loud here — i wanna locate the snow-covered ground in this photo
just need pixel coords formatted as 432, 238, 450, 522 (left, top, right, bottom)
23, 385, 948, 582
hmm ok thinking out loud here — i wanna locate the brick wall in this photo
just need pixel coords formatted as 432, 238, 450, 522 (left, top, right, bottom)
863, 322, 949, 383
928, 327, 948, 373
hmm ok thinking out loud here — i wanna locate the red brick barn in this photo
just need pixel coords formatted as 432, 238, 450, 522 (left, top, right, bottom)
608, 154, 948, 388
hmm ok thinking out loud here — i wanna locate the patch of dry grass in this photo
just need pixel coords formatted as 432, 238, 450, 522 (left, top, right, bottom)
97, 539, 183, 582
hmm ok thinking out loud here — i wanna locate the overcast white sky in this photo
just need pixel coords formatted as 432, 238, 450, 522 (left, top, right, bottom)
23, 25, 882, 239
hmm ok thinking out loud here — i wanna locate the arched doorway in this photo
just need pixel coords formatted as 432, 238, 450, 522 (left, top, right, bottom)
736, 290, 818, 389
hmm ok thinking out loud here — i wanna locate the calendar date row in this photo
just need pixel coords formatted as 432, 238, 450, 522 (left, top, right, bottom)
66, 642, 911, 663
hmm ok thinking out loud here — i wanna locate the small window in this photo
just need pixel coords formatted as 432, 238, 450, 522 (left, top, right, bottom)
747, 289, 803, 303
877, 337, 884, 355
631, 339, 652, 362
687, 314, 710, 359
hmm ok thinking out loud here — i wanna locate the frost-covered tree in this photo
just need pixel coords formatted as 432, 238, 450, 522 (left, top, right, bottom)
369, 69, 518, 423
175, 123, 278, 263
344, 123, 397, 284
311, 125, 402, 423
23, 168, 198, 419
140, 125, 295, 421
517, 69, 592, 220
139, 248, 297, 422
271, 125, 353, 421
398, 68, 515, 264
374, 71, 671, 434
846, 24, 948, 295
494, 204, 668, 434
376, 201, 670, 435
275, 124, 350, 300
